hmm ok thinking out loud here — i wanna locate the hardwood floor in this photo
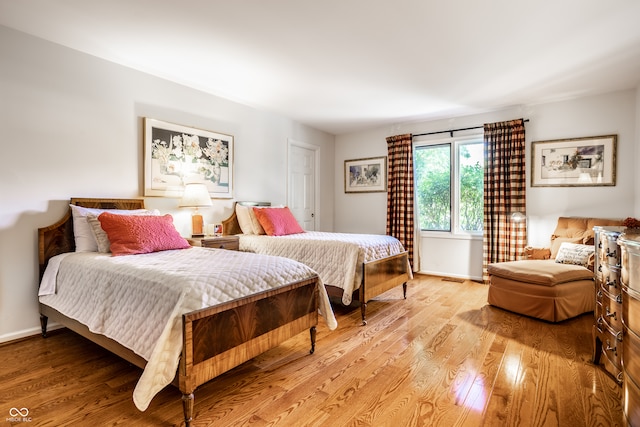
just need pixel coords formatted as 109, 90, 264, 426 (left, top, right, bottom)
1, 275, 623, 426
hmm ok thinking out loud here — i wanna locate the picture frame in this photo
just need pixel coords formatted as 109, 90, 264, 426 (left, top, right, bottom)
531, 135, 616, 187
344, 156, 387, 193
144, 118, 234, 198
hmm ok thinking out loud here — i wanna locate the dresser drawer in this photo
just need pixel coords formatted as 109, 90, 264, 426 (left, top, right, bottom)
598, 285, 623, 331
201, 236, 239, 251
624, 365, 640, 424
601, 346, 624, 384
623, 285, 640, 334
595, 318, 623, 369
189, 236, 240, 251
598, 230, 622, 267
621, 242, 640, 293
623, 325, 640, 387
598, 263, 622, 293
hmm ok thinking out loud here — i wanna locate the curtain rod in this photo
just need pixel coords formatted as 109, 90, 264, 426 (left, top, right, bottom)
412, 119, 529, 138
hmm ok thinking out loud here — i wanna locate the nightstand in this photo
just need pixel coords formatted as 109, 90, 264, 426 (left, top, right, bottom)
188, 235, 240, 251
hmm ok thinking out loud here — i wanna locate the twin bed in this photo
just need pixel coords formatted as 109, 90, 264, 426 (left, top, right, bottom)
37, 198, 411, 426
221, 201, 412, 325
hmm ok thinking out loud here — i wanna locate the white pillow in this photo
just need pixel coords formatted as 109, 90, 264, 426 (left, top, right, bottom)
248, 207, 267, 235
235, 204, 256, 234
555, 242, 595, 268
69, 204, 158, 252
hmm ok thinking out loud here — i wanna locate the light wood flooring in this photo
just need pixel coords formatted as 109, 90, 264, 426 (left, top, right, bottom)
0, 275, 624, 426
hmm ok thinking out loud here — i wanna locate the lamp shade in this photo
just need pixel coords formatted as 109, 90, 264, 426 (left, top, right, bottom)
178, 183, 213, 208
511, 212, 526, 222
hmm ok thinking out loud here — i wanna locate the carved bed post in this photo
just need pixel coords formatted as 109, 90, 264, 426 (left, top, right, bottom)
182, 393, 194, 427
40, 314, 48, 338
360, 303, 368, 326
309, 326, 317, 354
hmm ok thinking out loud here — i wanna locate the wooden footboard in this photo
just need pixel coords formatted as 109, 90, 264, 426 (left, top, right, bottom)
323, 251, 411, 325
360, 251, 410, 325
179, 277, 319, 424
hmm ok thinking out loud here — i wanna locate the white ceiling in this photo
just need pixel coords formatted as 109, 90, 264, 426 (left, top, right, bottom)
2, 0, 640, 135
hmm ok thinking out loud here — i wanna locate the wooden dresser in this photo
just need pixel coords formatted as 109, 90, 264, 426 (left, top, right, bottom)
618, 231, 640, 425
593, 226, 626, 384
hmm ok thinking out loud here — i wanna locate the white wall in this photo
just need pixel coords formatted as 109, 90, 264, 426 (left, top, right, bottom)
336, 89, 638, 280
0, 25, 335, 343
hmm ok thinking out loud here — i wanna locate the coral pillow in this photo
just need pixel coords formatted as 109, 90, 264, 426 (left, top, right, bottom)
70, 204, 156, 252
252, 207, 305, 236
97, 212, 191, 256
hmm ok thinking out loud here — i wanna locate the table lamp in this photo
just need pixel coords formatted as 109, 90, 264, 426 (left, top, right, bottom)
179, 183, 213, 237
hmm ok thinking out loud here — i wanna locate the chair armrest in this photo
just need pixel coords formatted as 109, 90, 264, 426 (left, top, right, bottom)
523, 246, 551, 260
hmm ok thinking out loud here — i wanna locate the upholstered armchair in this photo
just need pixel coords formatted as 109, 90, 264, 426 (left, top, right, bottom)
487, 217, 622, 322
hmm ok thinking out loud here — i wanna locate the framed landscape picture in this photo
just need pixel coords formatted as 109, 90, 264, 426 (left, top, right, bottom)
344, 156, 387, 193
144, 118, 234, 198
531, 135, 616, 187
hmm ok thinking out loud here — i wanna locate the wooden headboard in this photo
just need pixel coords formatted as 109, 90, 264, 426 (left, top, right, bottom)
38, 198, 145, 280
221, 201, 270, 235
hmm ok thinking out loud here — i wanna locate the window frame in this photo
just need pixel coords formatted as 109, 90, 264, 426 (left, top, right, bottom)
414, 133, 484, 240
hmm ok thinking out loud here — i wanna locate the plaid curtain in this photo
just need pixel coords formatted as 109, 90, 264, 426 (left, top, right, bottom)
386, 134, 414, 270
482, 119, 526, 282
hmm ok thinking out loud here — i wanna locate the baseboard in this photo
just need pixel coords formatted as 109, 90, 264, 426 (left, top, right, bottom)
417, 269, 483, 283
0, 322, 63, 345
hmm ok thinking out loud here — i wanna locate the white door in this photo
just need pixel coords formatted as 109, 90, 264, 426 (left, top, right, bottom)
288, 142, 317, 230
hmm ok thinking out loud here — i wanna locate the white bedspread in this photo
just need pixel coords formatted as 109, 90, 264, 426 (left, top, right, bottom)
38, 247, 337, 411
239, 231, 410, 305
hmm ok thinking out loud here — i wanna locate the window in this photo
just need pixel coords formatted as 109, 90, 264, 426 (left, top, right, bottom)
414, 136, 484, 234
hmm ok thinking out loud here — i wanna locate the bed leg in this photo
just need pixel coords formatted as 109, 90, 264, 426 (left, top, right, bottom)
360, 302, 367, 326
309, 326, 316, 354
40, 315, 48, 338
182, 393, 194, 427
403, 282, 407, 299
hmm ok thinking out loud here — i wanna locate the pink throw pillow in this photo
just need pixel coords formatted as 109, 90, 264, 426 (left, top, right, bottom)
98, 212, 191, 256
252, 207, 305, 236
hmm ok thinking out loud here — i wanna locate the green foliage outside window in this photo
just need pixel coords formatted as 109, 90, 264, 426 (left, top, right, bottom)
458, 143, 484, 231
415, 141, 483, 232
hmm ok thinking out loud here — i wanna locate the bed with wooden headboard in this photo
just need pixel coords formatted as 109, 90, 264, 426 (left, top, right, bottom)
37, 198, 335, 427
222, 201, 412, 325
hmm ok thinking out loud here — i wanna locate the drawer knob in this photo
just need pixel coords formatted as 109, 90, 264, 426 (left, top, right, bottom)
605, 307, 616, 320
605, 341, 617, 355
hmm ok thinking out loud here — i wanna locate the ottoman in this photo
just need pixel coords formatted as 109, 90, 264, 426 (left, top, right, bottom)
487, 259, 595, 322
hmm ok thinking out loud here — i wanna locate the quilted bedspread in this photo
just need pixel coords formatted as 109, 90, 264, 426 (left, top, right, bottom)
38, 247, 337, 411
239, 231, 409, 305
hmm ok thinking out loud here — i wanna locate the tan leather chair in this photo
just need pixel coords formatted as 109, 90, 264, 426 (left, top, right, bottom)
487, 217, 622, 322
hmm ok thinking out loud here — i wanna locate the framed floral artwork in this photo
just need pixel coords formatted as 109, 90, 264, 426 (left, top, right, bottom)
531, 135, 616, 187
144, 118, 234, 198
344, 156, 387, 193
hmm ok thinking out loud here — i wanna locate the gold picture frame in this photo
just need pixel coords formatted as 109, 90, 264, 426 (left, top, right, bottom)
344, 156, 387, 193
531, 135, 616, 187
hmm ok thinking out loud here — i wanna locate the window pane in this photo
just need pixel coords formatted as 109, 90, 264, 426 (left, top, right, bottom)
458, 142, 484, 232
415, 144, 451, 231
